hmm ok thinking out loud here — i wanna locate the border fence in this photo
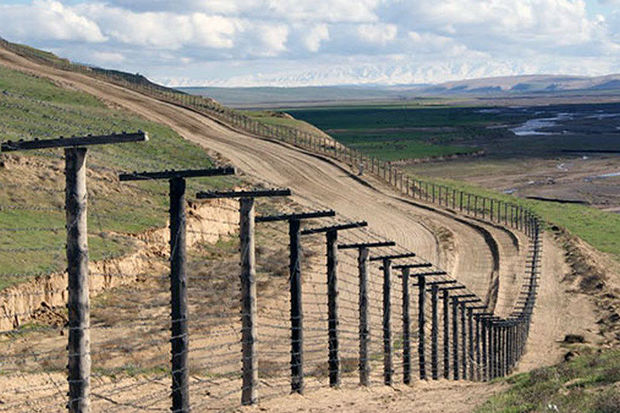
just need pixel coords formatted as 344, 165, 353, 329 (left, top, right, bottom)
0, 42, 543, 412
0, 129, 542, 412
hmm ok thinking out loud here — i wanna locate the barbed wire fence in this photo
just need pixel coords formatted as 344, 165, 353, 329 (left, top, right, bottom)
0, 108, 542, 411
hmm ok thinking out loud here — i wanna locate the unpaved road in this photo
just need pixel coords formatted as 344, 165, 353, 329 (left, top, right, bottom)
0, 47, 601, 411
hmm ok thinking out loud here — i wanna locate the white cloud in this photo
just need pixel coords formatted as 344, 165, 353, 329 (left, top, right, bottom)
302, 24, 329, 52
357, 23, 397, 45
0, 0, 106, 43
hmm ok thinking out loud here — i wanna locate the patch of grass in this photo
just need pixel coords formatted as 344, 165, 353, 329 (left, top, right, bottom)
336, 131, 479, 161
0, 65, 238, 287
244, 109, 330, 138
476, 348, 620, 413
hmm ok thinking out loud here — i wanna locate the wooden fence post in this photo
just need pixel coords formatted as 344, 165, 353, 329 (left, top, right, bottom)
289, 218, 304, 393
358, 247, 370, 386
418, 275, 427, 380
402, 267, 411, 384
467, 308, 474, 380
431, 284, 439, 380
460, 301, 467, 379
475, 315, 481, 381
170, 177, 190, 412
383, 259, 392, 385
240, 197, 258, 405
66, 148, 91, 413
443, 290, 450, 379
452, 297, 459, 380
327, 229, 340, 387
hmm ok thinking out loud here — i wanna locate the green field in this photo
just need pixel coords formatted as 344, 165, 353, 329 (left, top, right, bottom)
283, 105, 527, 160
477, 348, 620, 413
0, 65, 236, 288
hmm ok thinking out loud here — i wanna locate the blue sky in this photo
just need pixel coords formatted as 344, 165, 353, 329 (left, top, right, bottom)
0, 0, 618, 86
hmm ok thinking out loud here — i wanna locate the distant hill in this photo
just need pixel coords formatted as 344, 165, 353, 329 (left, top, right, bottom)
180, 74, 620, 107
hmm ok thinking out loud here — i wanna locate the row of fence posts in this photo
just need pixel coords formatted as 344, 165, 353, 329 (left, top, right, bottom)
2, 131, 542, 413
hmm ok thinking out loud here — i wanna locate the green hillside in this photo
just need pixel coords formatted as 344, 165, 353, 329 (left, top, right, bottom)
0, 65, 235, 288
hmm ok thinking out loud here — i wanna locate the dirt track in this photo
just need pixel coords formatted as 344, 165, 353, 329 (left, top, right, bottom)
0, 47, 602, 411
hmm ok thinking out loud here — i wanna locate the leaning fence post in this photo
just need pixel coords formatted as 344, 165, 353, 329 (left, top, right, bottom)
169, 177, 190, 411
431, 284, 439, 380
402, 267, 411, 384
66, 148, 91, 413
240, 197, 258, 404
418, 274, 427, 380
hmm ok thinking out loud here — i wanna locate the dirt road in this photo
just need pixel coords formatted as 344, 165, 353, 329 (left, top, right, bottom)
0, 46, 601, 410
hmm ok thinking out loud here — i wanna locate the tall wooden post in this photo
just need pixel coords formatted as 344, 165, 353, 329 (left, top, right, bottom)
418, 275, 427, 380
475, 315, 481, 381
452, 297, 459, 380
383, 258, 392, 385
482, 318, 488, 381
460, 301, 467, 379
358, 247, 370, 386
402, 268, 411, 384
240, 197, 258, 405
467, 308, 474, 380
443, 290, 450, 379
431, 285, 439, 380
289, 219, 304, 393
66, 148, 91, 413
327, 230, 340, 387
170, 178, 190, 412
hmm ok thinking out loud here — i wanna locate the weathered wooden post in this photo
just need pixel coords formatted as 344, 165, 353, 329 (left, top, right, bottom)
402, 267, 411, 384
197, 189, 291, 405
301, 221, 368, 387
2, 132, 149, 413
169, 177, 190, 410
383, 258, 393, 385
369, 252, 416, 386
443, 290, 450, 379
452, 296, 459, 380
418, 274, 427, 379
338, 241, 395, 386
467, 308, 474, 379
430, 284, 438, 379
460, 301, 467, 378
65, 147, 90, 413
255, 210, 336, 394
122, 167, 237, 413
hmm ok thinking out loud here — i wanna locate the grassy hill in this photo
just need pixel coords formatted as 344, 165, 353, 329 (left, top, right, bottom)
0, 64, 235, 288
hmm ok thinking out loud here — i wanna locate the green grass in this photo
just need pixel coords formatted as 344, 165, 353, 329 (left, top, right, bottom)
477, 348, 620, 413
283, 105, 519, 160
244, 109, 330, 137
412, 177, 620, 260
0, 65, 237, 287
285, 105, 525, 130
335, 130, 480, 160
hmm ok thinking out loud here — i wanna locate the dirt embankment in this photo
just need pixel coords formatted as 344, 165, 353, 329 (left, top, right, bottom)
0, 198, 237, 332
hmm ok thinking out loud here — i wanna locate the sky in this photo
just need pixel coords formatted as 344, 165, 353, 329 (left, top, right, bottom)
0, 0, 618, 87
